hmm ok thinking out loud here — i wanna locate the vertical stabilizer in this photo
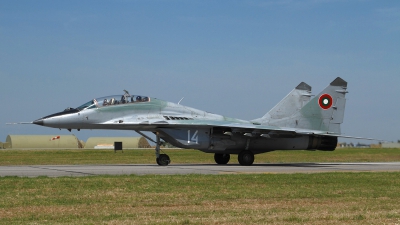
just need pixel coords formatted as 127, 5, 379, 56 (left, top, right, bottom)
252, 82, 312, 123
293, 77, 347, 133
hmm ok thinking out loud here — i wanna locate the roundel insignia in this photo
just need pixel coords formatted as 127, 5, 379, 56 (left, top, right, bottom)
318, 94, 333, 110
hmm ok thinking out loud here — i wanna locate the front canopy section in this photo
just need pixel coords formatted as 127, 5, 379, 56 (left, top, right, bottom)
75, 91, 151, 111
76, 100, 96, 111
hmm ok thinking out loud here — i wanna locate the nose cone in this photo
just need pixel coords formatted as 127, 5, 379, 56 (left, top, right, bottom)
33, 119, 44, 126
33, 108, 79, 127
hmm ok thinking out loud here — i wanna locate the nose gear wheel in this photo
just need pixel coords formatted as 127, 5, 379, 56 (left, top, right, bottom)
156, 154, 170, 166
155, 133, 170, 166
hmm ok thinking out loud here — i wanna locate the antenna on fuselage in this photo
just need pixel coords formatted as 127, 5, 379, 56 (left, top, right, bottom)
123, 89, 131, 97
178, 97, 184, 105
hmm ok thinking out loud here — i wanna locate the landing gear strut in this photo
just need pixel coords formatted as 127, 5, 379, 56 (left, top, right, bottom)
214, 153, 230, 164
155, 134, 170, 166
238, 151, 254, 166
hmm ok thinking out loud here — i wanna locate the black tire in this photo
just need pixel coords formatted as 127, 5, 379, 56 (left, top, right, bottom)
214, 153, 230, 164
157, 154, 170, 166
156, 157, 160, 165
238, 151, 254, 166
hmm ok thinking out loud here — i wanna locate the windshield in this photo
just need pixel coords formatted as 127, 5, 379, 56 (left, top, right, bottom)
76, 100, 96, 111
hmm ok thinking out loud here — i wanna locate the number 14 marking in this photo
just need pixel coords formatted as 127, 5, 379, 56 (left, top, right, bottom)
188, 130, 198, 144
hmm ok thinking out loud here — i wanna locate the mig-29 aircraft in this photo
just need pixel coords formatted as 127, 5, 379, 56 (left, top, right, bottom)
28, 77, 362, 166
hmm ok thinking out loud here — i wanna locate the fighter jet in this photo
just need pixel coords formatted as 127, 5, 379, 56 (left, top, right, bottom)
30, 77, 364, 166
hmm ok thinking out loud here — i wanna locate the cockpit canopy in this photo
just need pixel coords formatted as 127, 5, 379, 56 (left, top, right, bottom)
75, 95, 150, 111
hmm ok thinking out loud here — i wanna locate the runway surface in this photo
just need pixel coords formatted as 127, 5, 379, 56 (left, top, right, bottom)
1, 162, 400, 177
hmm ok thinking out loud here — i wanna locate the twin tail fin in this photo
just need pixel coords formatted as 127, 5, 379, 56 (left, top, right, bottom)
253, 77, 348, 134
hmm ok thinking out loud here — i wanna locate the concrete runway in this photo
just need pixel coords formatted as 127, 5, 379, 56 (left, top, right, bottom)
1, 162, 400, 177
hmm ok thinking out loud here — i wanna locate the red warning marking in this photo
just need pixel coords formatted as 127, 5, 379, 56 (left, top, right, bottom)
50, 136, 60, 141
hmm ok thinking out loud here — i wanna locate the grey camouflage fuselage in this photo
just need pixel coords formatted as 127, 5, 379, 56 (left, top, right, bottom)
33, 78, 350, 165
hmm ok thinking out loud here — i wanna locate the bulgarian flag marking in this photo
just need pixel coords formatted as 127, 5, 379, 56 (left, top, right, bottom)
318, 93, 333, 110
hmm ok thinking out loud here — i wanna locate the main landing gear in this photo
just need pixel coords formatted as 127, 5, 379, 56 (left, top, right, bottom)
214, 151, 255, 166
238, 151, 254, 166
214, 153, 230, 164
155, 134, 170, 166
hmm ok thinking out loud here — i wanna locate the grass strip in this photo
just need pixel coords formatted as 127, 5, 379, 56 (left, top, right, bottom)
0, 148, 399, 166
0, 173, 399, 224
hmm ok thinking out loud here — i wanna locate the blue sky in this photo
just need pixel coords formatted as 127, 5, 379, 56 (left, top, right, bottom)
1, 0, 399, 144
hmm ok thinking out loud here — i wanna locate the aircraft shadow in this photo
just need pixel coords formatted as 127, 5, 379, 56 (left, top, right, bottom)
97, 163, 343, 169
108, 163, 337, 168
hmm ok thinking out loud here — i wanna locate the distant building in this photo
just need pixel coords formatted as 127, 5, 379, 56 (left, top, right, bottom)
1, 135, 151, 149
3, 135, 81, 149
338, 142, 375, 148
84, 137, 151, 149
381, 142, 400, 148
356, 143, 370, 148
370, 144, 382, 148
338, 142, 355, 148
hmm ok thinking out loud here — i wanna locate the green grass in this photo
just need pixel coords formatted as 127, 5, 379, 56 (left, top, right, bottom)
0, 173, 400, 224
1, 149, 400, 224
0, 148, 399, 165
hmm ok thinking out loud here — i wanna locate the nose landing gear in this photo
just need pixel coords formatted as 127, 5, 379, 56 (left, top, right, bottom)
156, 154, 170, 166
155, 134, 170, 166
